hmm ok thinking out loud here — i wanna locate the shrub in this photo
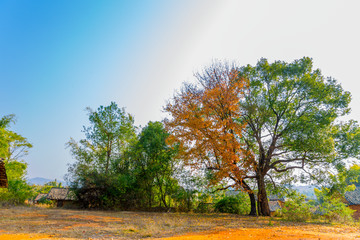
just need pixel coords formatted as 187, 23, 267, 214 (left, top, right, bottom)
314, 187, 355, 223
280, 193, 312, 222
196, 202, 214, 213
215, 196, 242, 214
0, 179, 35, 205
37, 196, 53, 205
319, 197, 354, 223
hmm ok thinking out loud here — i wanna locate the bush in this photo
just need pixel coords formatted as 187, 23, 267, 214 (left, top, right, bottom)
37, 196, 53, 205
280, 193, 312, 222
319, 197, 354, 223
0, 179, 35, 205
196, 202, 214, 213
314, 187, 355, 223
215, 196, 242, 214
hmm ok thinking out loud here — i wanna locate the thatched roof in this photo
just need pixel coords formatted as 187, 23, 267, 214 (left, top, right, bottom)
34, 193, 48, 202
268, 194, 285, 202
345, 186, 360, 205
269, 200, 282, 212
47, 188, 77, 201
0, 158, 8, 188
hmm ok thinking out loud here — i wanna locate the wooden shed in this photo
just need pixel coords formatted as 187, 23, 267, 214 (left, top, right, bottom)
0, 158, 8, 188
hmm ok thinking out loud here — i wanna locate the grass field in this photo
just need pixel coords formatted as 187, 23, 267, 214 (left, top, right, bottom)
0, 206, 359, 239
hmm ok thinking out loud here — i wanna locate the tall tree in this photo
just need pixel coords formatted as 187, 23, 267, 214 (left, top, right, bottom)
128, 121, 179, 209
238, 57, 353, 215
165, 63, 257, 215
66, 102, 136, 208
67, 102, 136, 177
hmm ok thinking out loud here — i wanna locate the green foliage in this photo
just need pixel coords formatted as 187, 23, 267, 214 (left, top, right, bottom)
239, 57, 352, 182
0, 115, 15, 158
345, 164, 360, 186
280, 193, 312, 222
214, 193, 250, 215
320, 197, 354, 223
236, 57, 357, 215
314, 187, 354, 223
67, 102, 136, 178
0, 114, 34, 205
66, 103, 137, 209
0, 179, 34, 205
0, 160, 35, 205
127, 121, 179, 210
37, 196, 53, 205
67, 105, 181, 210
172, 164, 208, 212
215, 196, 242, 214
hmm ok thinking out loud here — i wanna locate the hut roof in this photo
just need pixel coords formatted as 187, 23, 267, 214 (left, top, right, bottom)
268, 194, 285, 202
269, 200, 282, 212
47, 188, 77, 201
254, 194, 285, 202
345, 186, 360, 205
0, 158, 8, 188
34, 193, 48, 201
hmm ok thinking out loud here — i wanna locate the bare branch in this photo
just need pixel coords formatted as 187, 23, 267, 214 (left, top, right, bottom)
270, 157, 306, 169
271, 159, 305, 173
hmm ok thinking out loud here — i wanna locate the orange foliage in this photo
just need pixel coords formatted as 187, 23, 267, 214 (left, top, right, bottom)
165, 64, 254, 187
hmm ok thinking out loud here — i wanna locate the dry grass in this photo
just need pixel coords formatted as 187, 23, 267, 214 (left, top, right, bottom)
0, 206, 359, 239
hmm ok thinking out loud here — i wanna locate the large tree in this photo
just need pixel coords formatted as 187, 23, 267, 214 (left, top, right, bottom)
238, 57, 353, 215
67, 102, 136, 178
164, 63, 257, 215
127, 121, 179, 209
66, 102, 137, 208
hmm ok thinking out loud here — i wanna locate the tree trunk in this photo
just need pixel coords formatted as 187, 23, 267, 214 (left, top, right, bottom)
257, 175, 270, 216
241, 180, 257, 216
248, 192, 257, 216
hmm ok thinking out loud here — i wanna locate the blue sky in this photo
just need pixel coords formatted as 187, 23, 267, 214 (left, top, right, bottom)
1, 0, 360, 180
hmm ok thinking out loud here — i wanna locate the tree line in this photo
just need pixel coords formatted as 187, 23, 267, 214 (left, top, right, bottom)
1, 57, 360, 217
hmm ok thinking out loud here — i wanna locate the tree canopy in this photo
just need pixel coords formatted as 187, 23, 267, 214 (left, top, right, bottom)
165, 62, 257, 215
237, 57, 353, 215
165, 57, 358, 216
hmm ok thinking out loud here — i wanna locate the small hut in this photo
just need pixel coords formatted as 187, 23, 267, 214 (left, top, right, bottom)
0, 158, 8, 188
268, 195, 285, 215
46, 188, 77, 207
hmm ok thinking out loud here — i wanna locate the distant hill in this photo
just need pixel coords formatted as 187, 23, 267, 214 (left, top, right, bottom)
27, 177, 66, 186
292, 185, 317, 199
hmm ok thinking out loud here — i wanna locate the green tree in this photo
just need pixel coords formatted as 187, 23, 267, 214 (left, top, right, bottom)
0, 114, 34, 204
128, 121, 179, 209
66, 102, 136, 208
0, 114, 16, 158
237, 57, 355, 215
67, 102, 136, 178
345, 164, 360, 186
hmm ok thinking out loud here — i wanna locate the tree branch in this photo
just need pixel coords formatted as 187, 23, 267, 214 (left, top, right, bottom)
271, 159, 305, 173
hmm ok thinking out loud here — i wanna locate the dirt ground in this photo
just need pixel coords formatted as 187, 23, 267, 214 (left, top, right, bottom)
0, 206, 359, 240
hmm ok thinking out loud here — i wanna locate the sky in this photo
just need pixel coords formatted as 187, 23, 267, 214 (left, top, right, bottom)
1, 0, 360, 181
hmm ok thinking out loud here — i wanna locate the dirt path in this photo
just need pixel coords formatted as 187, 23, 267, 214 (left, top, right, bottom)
0, 206, 359, 239
158, 227, 360, 240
